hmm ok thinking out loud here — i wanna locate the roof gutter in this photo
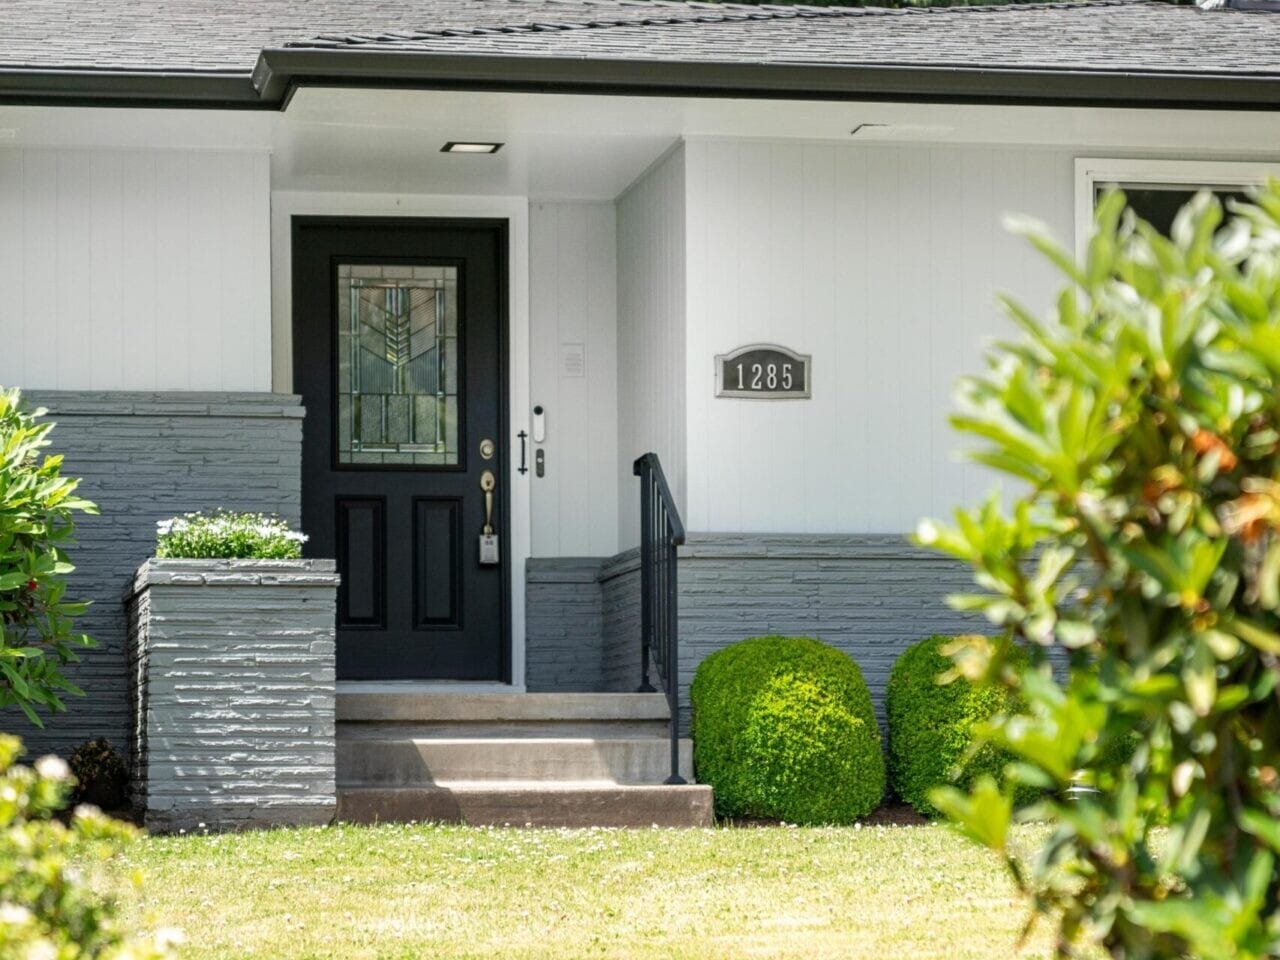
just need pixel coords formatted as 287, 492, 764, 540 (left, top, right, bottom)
252, 47, 1280, 112
0, 67, 264, 109
2, 49, 1280, 111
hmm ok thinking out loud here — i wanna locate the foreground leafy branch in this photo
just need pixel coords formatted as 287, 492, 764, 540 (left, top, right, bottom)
0, 735, 180, 958
0, 387, 98, 726
918, 187, 1280, 959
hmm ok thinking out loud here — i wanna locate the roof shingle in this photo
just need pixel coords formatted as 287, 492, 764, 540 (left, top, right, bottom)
282, 0, 1280, 76
3, 0, 1280, 78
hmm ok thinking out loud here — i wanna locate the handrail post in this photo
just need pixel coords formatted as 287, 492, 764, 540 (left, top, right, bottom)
634, 452, 686, 785
635, 458, 655, 694
664, 533, 685, 785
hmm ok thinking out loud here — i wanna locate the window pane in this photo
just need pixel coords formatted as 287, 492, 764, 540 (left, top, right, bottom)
336, 264, 459, 466
1099, 185, 1249, 238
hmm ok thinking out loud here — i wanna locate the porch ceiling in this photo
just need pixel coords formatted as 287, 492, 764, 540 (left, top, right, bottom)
4, 89, 1280, 202
269, 87, 1280, 199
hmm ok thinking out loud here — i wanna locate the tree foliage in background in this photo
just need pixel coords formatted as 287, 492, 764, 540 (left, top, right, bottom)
0, 734, 179, 959
0, 387, 97, 727
917, 187, 1280, 958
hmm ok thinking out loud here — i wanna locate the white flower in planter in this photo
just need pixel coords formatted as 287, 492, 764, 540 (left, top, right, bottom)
154, 510, 309, 560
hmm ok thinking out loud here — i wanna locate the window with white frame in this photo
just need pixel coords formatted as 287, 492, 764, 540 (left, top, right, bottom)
1074, 158, 1280, 253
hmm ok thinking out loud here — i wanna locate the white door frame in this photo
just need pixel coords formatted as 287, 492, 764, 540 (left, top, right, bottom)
270, 190, 530, 691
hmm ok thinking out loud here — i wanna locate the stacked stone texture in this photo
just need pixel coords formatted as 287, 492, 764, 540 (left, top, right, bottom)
127, 558, 338, 831
11, 392, 303, 757
525, 535, 979, 733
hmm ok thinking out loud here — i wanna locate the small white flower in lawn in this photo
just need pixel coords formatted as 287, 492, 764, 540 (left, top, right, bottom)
156, 927, 186, 949
35, 755, 70, 781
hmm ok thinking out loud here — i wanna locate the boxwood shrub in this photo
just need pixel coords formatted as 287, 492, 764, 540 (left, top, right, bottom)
690, 636, 884, 824
886, 634, 1026, 817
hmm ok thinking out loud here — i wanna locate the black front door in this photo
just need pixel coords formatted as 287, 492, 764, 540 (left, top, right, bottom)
293, 218, 509, 681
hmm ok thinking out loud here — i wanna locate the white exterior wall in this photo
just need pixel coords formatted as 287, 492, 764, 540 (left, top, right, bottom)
529, 202, 620, 557
616, 145, 687, 549
683, 139, 1075, 535
0, 146, 271, 392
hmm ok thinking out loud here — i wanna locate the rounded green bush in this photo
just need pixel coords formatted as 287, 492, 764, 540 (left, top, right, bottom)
886, 635, 1026, 818
690, 636, 885, 824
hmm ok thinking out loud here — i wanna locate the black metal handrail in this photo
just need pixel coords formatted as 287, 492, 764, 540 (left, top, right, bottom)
633, 452, 686, 785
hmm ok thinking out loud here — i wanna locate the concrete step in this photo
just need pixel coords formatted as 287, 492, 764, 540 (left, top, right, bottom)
337, 691, 671, 724
337, 783, 714, 828
338, 736, 694, 786
338, 719, 670, 739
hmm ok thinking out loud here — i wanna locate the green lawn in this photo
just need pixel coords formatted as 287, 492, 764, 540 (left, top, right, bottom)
105, 822, 1062, 959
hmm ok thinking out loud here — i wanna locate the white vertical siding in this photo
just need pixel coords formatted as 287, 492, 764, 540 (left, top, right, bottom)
616, 145, 687, 549
0, 147, 271, 392
684, 139, 1074, 535
529, 202, 620, 557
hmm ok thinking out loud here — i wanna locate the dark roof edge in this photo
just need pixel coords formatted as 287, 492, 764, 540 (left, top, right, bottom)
2, 49, 1280, 111
0, 67, 265, 109
253, 48, 1280, 111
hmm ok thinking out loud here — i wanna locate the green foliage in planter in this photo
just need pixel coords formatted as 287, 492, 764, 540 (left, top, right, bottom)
886, 635, 1029, 817
691, 636, 884, 824
69, 737, 127, 811
0, 734, 179, 959
0, 387, 97, 727
917, 186, 1280, 959
155, 510, 307, 560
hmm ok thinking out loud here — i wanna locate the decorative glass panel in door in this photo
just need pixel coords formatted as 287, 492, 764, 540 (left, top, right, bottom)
336, 264, 459, 466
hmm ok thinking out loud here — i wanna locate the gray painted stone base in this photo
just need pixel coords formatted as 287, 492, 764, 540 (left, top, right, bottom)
524, 558, 607, 692
126, 558, 338, 832
675, 534, 979, 731
10, 391, 304, 759
526, 534, 979, 731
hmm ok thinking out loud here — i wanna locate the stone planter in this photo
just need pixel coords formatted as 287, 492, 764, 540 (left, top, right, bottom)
126, 558, 339, 831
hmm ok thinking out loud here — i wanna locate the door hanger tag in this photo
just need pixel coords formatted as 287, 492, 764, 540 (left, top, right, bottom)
479, 534, 500, 566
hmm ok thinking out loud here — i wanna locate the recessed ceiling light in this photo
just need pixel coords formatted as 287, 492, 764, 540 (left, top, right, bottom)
441, 141, 503, 154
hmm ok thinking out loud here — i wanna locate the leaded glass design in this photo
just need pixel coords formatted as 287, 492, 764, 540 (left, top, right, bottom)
337, 264, 459, 466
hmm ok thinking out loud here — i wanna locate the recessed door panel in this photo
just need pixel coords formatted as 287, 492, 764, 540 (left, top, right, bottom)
414, 497, 461, 629
336, 497, 385, 628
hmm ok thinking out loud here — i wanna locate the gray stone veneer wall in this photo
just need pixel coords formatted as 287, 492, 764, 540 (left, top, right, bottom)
524, 551, 643, 694
600, 549, 642, 693
127, 558, 338, 831
675, 534, 979, 732
524, 558, 606, 692
524, 534, 978, 730
9, 392, 304, 758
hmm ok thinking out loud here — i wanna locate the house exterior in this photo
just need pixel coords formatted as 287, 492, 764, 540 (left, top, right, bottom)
3, 0, 1280, 826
